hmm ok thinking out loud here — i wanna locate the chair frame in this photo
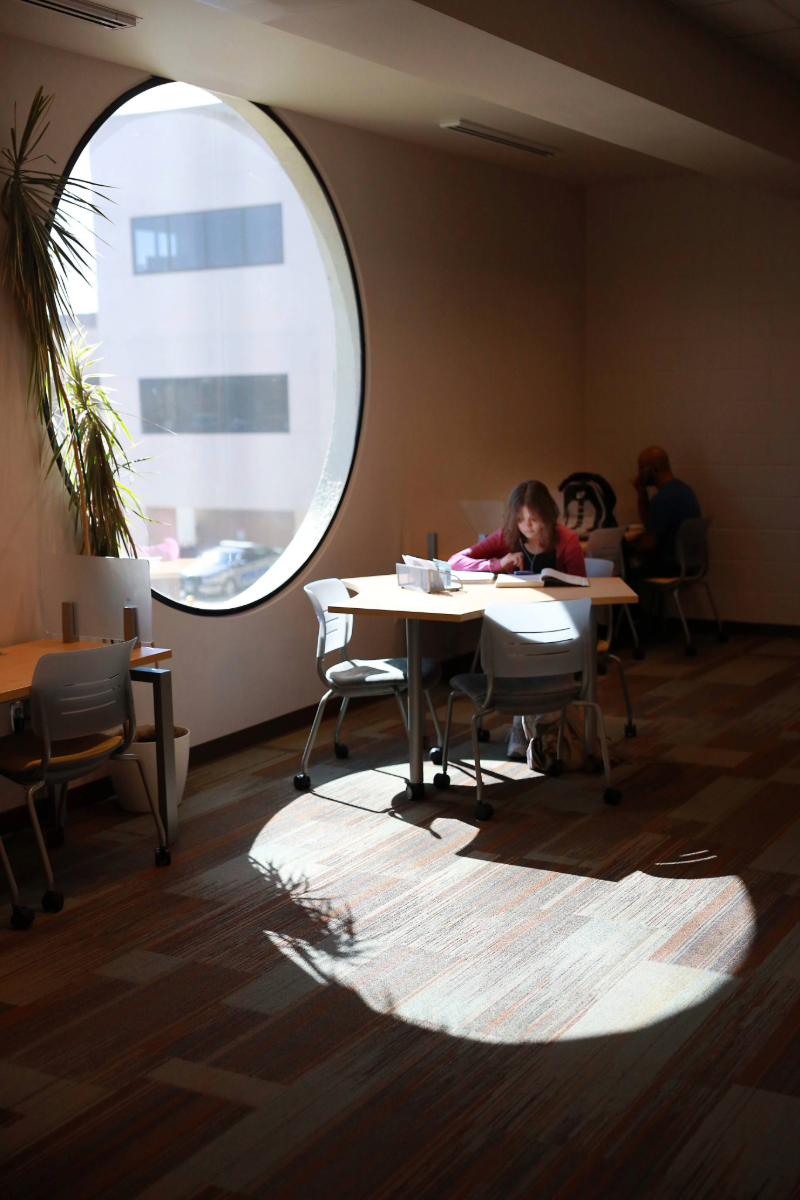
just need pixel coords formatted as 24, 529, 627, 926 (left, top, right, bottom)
641, 517, 727, 656
0, 640, 170, 931
434, 599, 620, 820
584, 557, 636, 739
585, 526, 643, 659
295, 579, 441, 791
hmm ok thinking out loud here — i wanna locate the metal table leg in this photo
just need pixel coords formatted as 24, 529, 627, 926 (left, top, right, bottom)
405, 618, 426, 800
130, 666, 178, 844
585, 611, 599, 758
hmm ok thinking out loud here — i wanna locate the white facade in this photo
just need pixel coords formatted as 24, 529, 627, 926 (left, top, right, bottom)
69, 85, 338, 594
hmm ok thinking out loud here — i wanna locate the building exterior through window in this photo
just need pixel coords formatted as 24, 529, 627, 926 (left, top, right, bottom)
65, 83, 361, 610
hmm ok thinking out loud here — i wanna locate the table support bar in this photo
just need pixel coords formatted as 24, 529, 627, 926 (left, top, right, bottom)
130, 666, 178, 845
405, 619, 426, 800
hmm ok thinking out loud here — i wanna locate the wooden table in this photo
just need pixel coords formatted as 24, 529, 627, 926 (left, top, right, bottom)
331, 575, 637, 799
0, 639, 179, 844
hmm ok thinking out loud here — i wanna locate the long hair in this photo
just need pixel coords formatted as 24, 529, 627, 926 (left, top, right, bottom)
502, 480, 560, 552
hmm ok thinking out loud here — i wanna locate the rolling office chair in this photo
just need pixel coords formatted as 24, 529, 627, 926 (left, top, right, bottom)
641, 517, 727, 657
585, 526, 643, 659
584, 558, 636, 738
434, 598, 621, 821
0, 640, 170, 931
294, 578, 442, 791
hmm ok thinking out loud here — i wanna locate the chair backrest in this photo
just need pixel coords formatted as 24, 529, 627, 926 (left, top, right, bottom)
676, 517, 711, 575
585, 526, 624, 573
584, 557, 615, 579
30, 640, 136, 743
481, 599, 590, 680
304, 578, 353, 658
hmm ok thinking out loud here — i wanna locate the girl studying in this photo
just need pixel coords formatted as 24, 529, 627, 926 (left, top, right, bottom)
449, 480, 586, 577
448, 480, 586, 764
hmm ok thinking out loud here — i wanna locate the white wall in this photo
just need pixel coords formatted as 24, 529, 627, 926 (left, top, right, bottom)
586, 175, 800, 625
0, 34, 585, 786
150, 112, 585, 741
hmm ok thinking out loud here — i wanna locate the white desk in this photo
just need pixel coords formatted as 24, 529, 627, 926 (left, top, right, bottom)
331, 575, 637, 799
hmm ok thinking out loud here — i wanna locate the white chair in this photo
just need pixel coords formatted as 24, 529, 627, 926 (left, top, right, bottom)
294, 578, 442, 791
434, 598, 620, 821
641, 517, 727, 657
0, 640, 170, 931
584, 558, 636, 738
585, 525, 643, 659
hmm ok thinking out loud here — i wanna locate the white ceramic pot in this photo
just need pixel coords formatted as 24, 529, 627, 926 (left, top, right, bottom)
110, 725, 190, 813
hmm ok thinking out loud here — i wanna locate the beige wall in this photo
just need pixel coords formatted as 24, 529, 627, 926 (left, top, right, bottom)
586, 175, 800, 625
0, 34, 585, 790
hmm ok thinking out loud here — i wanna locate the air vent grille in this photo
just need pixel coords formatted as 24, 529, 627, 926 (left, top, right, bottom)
440, 120, 560, 158
17, 0, 140, 28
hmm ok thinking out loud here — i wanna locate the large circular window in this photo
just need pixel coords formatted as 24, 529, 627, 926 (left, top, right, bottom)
65, 82, 362, 611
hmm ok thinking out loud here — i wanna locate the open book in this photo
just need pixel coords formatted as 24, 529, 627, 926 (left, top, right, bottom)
496, 568, 589, 589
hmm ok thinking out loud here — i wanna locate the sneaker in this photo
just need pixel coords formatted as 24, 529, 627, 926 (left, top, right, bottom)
507, 725, 528, 762
527, 736, 546, 773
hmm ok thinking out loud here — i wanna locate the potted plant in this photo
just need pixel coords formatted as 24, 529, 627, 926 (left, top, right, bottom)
1, 89, 190, 812
0, 86, 142, 555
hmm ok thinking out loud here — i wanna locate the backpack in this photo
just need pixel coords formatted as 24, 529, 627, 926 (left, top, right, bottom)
558, 472, 618, 536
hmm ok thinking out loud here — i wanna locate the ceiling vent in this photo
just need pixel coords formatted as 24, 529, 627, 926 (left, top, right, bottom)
440, 120, 560, 158
17, 0, 140, 27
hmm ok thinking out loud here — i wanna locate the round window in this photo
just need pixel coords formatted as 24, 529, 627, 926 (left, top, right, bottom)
64, 82, 362, 612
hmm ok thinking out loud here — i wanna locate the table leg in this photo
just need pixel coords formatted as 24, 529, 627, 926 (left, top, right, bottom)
405, 618, 426, 800
585, 610, 598, 757
130, 666, 178, 844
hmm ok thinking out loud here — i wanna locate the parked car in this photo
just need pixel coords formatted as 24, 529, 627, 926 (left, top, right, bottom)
179, 541, 281, 601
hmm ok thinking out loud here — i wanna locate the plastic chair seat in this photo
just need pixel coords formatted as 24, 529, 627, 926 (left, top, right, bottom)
0, 731, 125, 782
450, 672, 581, 713
325, 656, 440, 693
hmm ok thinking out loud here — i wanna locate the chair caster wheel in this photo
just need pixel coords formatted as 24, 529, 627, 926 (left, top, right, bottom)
42, 891, 64, 914
293, 773, 311, 791
429, 747, 443, 765
47, 828, 65, 850
155, 847, 171, 867
547, 759, 564, 777
405, 782, 426, 801
475, 802, 494, 821
684, 644, 697, 657
334, 742, 349, 760
10, 905, 35, 931
717, 631, 729, 644
433, 772, 450, 789
604, 788, 622, 806
625, 723, 637, 738
477, 729, 491, 743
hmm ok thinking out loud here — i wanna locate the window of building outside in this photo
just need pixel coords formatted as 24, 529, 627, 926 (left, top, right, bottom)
64, 83, 361, 611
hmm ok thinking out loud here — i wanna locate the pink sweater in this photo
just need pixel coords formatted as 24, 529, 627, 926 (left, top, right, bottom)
448, 525, 586, 575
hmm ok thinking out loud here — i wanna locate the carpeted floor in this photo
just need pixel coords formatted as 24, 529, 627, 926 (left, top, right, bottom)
1, 629, 800, 1198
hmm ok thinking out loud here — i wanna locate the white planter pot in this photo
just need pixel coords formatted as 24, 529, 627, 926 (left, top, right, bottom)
110, 726, 190, 813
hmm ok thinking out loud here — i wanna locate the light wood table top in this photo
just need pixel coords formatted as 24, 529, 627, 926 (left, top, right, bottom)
332, 575, 637, 623
0, 639, 173, 704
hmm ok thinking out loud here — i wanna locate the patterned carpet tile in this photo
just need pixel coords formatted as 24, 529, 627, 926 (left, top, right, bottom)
1, 631, 800, 1196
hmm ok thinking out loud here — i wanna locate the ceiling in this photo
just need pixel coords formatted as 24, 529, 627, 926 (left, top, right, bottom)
665, 0, 800, 80
3, 0, 800, 192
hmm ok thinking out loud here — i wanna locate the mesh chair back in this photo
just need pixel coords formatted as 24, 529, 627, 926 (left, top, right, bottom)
585, 526, 624, 573
304, 579, 354, 657
30, 640, 136, 742
676, 517, 711, 575
481, 599, 590, 679
584, 557, 615, 579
